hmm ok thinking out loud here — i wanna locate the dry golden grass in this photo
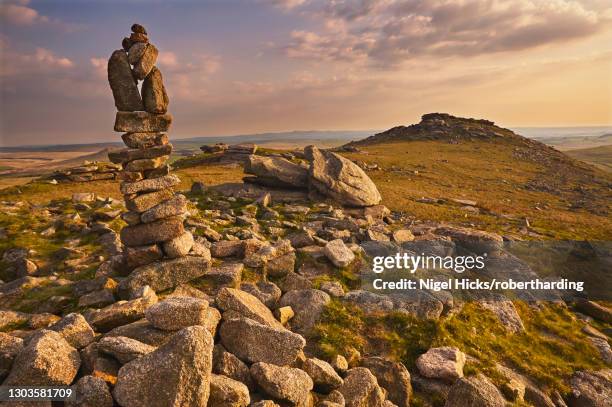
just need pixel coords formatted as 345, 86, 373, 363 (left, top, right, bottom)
343, 139, 612, 240
0, 164, 245, 204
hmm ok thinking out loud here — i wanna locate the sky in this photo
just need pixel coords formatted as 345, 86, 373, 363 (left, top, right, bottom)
0, 0, 611, 146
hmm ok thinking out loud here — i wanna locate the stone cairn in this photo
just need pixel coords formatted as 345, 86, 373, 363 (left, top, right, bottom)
106, 24, 199, 274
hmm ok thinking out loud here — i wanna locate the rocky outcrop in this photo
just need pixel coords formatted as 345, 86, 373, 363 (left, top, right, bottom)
244, 155, 309, 189
305, 145, 382, 207
237, 145, 381, 207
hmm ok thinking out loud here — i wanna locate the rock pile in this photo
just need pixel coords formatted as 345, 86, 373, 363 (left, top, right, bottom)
49, 161, 121, 183
106, 24, 206, 278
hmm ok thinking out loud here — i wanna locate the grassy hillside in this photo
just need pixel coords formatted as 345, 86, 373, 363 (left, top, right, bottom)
342, 139, 611, 240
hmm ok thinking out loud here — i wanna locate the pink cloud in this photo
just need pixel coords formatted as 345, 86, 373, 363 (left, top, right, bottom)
0, 0, 49, 26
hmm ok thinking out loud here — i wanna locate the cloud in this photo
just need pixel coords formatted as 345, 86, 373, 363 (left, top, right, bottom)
0, 0, 81, 31
267, 0, 308, 10
90, 57, 106, 79
0, 0, 47, 26
281, 0, 612, 66
0, 45, 74, 77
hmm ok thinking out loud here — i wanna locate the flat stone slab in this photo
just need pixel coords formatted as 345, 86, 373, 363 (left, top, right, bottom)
114, 112, 173, 133
109, 145, 173, 165
120, 216, 184, 247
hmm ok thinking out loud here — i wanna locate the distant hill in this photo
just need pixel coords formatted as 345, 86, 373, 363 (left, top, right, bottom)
565, 144, 612, 172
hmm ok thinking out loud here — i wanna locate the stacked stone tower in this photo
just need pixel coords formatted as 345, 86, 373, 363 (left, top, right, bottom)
107, 24, 196, 272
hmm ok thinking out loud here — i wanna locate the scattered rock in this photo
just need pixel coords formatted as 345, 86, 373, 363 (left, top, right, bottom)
362, 356, 411, 407
567, 369, 612, 407
4, 330, 80, 386
209, 374, 250, 407
213, 344, 255, 391
98, 336, 155, 364
303, 357, 343, 392
219, 317, 305, 365
415, 347, 465, 382
250, 362, 314, 406
145, 296, 209, 331
49, 313, 95, 349
445, 374, 505, 407
216, 287, 284, 329
337, 367, 386, 407
68, 375, 113, 407
324, 239, 355, 267
279, 289, 330, 335
118, 256, 211, 297
113, 326, 214, 407
244, 155, 309, 189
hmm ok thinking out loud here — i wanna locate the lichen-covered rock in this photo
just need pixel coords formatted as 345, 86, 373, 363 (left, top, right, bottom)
124, 244, 163, 269
244, 155, 309, 189
67, 375, 113, 407
4, 330, 80, 386
142, 66, 169, 114
279, 289, 330, 335
209, 374, 250, 407
118, 256, 211, 297
145, 296, 209, 331
216, 287, 284, 329
109, 144, 173, 165
114, 111, 172, 133
250, 362, 313, 406
121, 216, 185, 247
240, 281, 281, 309
163, 231, 194, 258
86, 290, 158, 332
105, 319, 174, 347
362, 357, 411, 407
122, 132, 168, 149
113, 326, 214, 407
305, 145, 381, 207
445, 374, 505, 407
108, 50, 143, 111
125, 188, 174, 213
49, 313, 95, 349
140, 194, 187, 223
0, 333, 23, 381
120, 174, 180, 195
97, 336, 155, 364
415, 347, 465, 383
324, 239, 355, 268
213, 345, 255, 391
567, 369, 612, 407
303, 357, 343, 393
219, 317, 305, 365
132, 43, 158, 80
337, 367, 385, 407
